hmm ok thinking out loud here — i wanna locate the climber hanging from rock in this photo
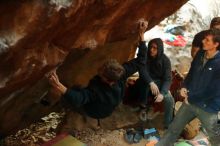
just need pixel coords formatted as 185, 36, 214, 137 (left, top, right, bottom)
47, 20, 148, 125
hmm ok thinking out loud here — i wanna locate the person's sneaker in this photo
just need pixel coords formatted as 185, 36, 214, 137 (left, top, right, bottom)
133, 132, 142, 143
124, 129, 143, 144
124, 129, 136, 144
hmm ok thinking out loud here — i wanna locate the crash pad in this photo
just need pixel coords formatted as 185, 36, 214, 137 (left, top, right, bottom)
174, 141, 192, 146
42, 133, 86, 146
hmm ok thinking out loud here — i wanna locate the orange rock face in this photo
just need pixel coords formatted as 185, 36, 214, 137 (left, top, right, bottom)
0, 0, 187, 136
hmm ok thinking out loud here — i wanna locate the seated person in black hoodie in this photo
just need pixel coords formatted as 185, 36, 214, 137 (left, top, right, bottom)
135, 38, 174, 129
47, 21, 148, 120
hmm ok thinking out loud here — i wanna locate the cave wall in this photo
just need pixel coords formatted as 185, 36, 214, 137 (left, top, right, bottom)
0, 0, 188, 136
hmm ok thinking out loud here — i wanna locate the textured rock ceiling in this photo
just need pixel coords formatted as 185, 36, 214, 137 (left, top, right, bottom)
0, 0, 188, 136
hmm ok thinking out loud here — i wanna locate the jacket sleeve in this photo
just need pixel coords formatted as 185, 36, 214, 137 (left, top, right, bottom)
62, 88, 95, 107
188, 66, 220, 103
183, 67, 193, 89
121, 41, 147, 80
161, 57, 172, 95
183, 52, 199, 88
205, 67, 220, 100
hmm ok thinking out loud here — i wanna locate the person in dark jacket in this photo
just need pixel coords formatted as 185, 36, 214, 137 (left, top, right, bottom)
135, 38, 174, 129
47, 21, 148, 120
153, 29, 220, 146
191, 17, 220, 58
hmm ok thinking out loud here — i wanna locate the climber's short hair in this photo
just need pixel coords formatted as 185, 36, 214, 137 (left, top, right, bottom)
98, 59, 125, 82
210, 17, 220, 28
205, 28, 220, 50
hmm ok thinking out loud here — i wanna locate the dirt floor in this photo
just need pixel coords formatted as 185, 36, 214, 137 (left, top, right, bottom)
2, 101, 208, 146
2, 108, 209, 146
74, 114, 165, 146
74, 128, 149, 146
2, 108, 165, 146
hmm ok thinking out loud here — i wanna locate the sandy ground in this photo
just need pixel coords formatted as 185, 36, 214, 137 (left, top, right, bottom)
75, 128, 150, 146
2, 105, 206, 146
3, 110, 164, 146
